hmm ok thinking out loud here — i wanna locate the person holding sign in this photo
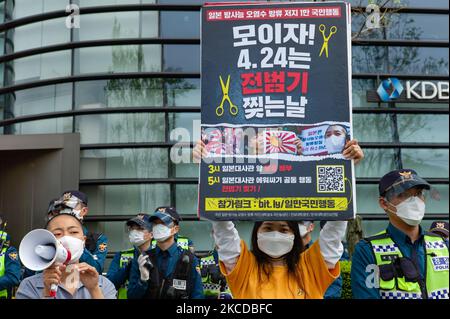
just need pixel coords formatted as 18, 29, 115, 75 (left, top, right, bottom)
193, 140, 363, 298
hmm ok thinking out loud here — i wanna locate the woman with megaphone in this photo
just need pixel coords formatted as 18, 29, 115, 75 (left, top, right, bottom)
16, 213, 117, 299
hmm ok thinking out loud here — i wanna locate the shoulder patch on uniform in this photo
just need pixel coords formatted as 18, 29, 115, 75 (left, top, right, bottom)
196, 266, 201, 275
98, 243, 107, 252
8, 252, 18, 260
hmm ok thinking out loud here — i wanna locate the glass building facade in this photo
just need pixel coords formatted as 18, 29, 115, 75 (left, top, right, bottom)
0, 0, 448, 268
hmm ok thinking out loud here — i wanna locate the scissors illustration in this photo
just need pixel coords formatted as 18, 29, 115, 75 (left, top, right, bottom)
216, 75, 238, 117
319, 24, 337, 58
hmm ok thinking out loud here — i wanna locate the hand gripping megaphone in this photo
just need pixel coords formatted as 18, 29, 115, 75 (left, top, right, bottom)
19, 229, 72, 297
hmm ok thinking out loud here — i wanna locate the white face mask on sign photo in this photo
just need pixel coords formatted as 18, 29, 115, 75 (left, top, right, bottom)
257, 231, 295, 258
389, 196, 426, 226
59, 236, 85, 263
152, 224, 173, 242
325, 135, 346, 154
129, 230, 147, 246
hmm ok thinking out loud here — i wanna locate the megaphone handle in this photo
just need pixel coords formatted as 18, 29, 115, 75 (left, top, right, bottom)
50, 283, 58, 297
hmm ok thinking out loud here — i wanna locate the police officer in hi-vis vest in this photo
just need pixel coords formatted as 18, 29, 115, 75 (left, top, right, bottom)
106, 213, 153, 299
127, 207, 204, 299
0, 215, 21, 299
199, 249, 232, 299
351, 169, 449, 299
107, 213, 194, 299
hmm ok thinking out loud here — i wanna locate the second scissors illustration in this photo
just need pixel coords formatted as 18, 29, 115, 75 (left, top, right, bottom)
319, 24, 337, 58
216, 75, 238, 117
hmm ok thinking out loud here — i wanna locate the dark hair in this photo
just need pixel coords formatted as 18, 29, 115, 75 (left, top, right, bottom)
250, 221, 306, 296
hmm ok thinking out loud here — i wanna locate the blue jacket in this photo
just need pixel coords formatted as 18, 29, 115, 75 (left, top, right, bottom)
106, 248, 138, 289
80, 226, 108, 274
351, 223, 449, 299
0, 246, 22, 298
127, 242, 204, 299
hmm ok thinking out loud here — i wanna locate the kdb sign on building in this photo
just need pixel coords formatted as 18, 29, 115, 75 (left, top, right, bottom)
367, 78, 449, 103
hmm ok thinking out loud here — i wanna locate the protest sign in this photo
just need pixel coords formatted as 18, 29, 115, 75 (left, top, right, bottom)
199, 1, 355, 221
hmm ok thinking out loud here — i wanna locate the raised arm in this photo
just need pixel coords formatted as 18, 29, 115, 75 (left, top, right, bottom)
211, 221, 242, 274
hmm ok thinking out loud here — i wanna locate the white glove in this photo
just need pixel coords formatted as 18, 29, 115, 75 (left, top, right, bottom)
138, 254, 150, 281
319, 220, 348, 269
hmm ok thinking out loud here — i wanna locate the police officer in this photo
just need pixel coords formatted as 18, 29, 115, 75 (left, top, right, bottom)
429, 221, 449, 242
107, 213, 153, 299
50, 191, 108, 274
199, 248, 232, 299
0, 215, 21, 299
351, 169, 449, 299
127, 207, 204, 299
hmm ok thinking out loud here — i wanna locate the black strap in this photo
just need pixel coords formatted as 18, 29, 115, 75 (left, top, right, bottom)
364, 231, 391, 263
163, 250, 194, 299
85, 232, 102, 253
144, 250, 162, 299
364, 231, 390, 243
145, 249, 195, 299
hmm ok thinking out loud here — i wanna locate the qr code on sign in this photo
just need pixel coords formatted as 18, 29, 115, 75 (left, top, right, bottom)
317, 165, 345, 193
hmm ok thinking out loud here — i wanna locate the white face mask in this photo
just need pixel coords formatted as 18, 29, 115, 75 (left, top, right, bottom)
257, 231, 295, 258
129, 230, 147, 246
388, 196, 426, 226
152, 224, 173, 242
59, 236, 85, 264
325, 135, 346, 154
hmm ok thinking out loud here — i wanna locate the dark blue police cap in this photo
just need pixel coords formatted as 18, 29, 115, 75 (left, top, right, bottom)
126, 213, 153, 231
149, 206, 181, 227
61, 190, 88, 205
379, 169, 430, 197
429, 221, 449, 237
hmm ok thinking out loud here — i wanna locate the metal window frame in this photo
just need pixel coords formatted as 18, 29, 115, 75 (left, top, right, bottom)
1, 3, 449, 233
79, 142, 450, 150
0, 38, 447, 64
0, 72, 449, 95
1, 105, 448, 127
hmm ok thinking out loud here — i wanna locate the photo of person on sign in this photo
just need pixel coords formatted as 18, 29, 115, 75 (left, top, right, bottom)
324, 124, 350, 155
